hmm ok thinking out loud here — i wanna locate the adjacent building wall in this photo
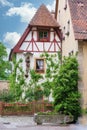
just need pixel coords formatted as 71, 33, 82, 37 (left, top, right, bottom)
57, 0, 78, 56
57, 0, 87, 108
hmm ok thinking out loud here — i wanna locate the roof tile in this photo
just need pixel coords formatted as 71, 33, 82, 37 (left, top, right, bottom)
30, 4, 60, 27
69, 0, 87, 40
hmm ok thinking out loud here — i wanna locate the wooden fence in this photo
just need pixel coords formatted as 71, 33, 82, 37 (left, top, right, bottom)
0, 101, 53, 116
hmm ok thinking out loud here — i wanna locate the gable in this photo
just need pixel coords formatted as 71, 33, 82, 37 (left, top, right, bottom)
15, 27, 61, 53
9, 4, 62, 60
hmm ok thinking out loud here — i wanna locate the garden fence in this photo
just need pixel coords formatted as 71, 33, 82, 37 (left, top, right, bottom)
0, 101, 53, 116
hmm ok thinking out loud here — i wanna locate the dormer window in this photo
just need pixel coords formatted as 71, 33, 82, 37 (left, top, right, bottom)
38, 29, 49, 41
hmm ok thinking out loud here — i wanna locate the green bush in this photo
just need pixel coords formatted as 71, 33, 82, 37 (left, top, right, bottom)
53, 55, 81, 122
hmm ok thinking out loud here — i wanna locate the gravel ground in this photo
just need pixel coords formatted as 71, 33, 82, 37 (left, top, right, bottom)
0, 116, 87, 130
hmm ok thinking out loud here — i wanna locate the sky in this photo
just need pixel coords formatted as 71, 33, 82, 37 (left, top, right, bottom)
0, 0, 55, 55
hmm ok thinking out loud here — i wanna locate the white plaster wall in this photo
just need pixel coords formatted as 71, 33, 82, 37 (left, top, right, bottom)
33, 31, 37, 41
57, 0, 78, 56
50, 31, 54, 41
25, 32, 32, 41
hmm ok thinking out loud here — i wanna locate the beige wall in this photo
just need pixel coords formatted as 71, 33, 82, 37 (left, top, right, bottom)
82, 42, 87, 108
57, 0, 78, 56
78, 42, 84, 107
0, 80, 9, 91
78, 41, 87, 109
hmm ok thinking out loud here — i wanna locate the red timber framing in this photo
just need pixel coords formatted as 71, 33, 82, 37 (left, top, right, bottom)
9, 26, 62, 61
17, 27, 62, 53
12, 25, 32, 53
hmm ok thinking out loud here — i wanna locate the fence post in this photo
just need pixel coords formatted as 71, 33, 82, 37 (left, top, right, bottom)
0, 101, 4, 116
33, 101, 35, 114
42, 100, 45, 112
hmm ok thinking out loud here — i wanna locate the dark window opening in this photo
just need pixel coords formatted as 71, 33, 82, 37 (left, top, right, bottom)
38, 30, 49, 41
36, 59, 44, 73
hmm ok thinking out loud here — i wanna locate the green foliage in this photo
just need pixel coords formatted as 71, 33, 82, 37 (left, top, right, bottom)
34, 86, 43, 101
30, 69, 43, 84
0, 42, 11, 80
41, 81, 51, 97
53, 55, 81, 122
25, 70, 43, 101
8, 51, 81, 123
9, 58, 26, 101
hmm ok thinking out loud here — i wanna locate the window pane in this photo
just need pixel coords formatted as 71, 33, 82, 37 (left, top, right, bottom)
44, 32, 48, 38
36, 59, 44, 73
39, 32, 43, 38
39, 30, 48, 41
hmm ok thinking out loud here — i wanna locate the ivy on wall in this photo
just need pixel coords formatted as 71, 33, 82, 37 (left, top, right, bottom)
9, 57, 26, 101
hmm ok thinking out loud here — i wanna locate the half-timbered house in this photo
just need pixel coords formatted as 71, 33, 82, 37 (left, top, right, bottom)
9, 4, 62, 97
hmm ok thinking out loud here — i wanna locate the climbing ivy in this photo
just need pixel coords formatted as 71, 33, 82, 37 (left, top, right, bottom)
41, 52, 60, 99
9, 57, 26, 102
24, 69, 43, 101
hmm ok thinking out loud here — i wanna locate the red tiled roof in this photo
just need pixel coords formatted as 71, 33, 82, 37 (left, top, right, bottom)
69, 0, 87, 40
30, 4, 60, 28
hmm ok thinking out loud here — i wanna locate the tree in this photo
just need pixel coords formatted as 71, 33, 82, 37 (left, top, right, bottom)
53, 54, 81, 122
0, 42, 11, 80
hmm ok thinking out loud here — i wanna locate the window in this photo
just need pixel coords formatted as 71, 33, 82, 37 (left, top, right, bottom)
35, 59, 45, 73
38, 30, 49, 41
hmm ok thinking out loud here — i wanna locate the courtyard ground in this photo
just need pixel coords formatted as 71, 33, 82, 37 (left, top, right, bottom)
0, 116, 87, 130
